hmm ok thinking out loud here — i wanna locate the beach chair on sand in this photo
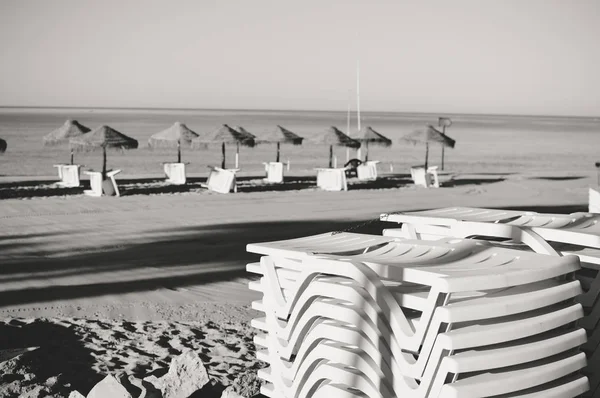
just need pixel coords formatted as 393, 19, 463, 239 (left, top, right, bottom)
356, 160, 380, 181
315, 167, 348, 191
246, 232, 588, 398
163, 162, 187, 185
381, 206, 600, 397
263, 162, 284, 184
202, 166, 238, 194
53, 164, 82, 187
83, 169, 121, 197
410, 165, 440, 188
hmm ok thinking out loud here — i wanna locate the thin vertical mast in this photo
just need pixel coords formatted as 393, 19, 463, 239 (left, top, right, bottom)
346, 90, 351, 162
356, 61, 361, 131
347, 90, 351, 135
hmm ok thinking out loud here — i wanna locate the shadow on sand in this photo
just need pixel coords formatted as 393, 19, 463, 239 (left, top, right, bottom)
0, 173, 514, 199
0, 199, 589, 308
0, 219, 390, 307
528, 176, 586, 181
0, 319, 102, 396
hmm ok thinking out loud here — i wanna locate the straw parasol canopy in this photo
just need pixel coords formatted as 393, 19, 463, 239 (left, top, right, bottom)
232, 126, 257, 141
70, 125, 139, 179
44, 119, 92, 164
256, 125, 304, 162
191, 124, 255, 169
0, 138, 6, 154
148, 122, 199, 163
354, 126, 392, 162
400, 125, 456, 169
310, 126, 360, 168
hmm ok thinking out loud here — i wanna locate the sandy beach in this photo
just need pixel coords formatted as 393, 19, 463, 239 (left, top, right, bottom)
0, 165, 594, 397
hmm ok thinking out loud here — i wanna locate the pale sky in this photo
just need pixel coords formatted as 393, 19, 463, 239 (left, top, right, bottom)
0, 0, 598, 116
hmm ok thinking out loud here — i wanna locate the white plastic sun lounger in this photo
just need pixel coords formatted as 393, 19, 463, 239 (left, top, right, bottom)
247, 232, 587, 397
53, 164, 82, 187
162, 162, 187, 185
315, 168, 348, 191
356, 160, 380, 181
202, 166, 239, 193
264, 162, 284, 184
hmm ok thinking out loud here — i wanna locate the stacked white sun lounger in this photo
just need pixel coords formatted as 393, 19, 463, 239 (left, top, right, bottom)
53, 164, 82, 187
202, 166, 239, 193
83, 169, 121, 197
247, 230, 589, 398
163, 162, 188, 185
356, 160, 380, 181
264, 162, 285, 184
381, 206, 600, 397
315, 168, 348, 191
410, 165, 440, 188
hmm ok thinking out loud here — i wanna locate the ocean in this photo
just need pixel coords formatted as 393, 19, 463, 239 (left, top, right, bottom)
0, 107, 599, 177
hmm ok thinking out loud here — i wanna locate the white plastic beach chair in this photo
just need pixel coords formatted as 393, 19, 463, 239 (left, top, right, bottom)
53, 164, 82, 187
356, 160, 379, 181
163, 162, 187, 185
263, 162, 284, 184
410, 165, 440, 188
202, 166, 238, 194
247, 232, 587, 398
315, 168, 348, 191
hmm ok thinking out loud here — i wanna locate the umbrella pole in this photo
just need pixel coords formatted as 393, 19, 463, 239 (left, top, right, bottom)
276, 142, 280, 163
235, 142, 240, 169
102, 146, 107, 180
365, 141, 369, 162
70, 149, 74, 165
425, 142, 429, 170
221, 142, 226, 169
177, 140, 181, 163
329, 145, 333, 168
441, 125, 446, 171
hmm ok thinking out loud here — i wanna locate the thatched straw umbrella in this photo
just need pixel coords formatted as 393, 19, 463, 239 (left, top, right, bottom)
438, 117, 453, 170
310, 126, 360, 168
43, 119, 91, 164
191, 124, 255, 169
354, 126, 391, 162
0, 138, 6, 154
148, 122, 199, 163
400, 125, 456, 169
69, 125, 139, 179
256, 125, 304, 162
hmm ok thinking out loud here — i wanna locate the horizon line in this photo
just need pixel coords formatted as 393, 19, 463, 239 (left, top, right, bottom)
0, 105, 598, 119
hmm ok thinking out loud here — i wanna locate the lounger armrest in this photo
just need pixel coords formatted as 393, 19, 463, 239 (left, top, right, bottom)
106, 169, 122, 177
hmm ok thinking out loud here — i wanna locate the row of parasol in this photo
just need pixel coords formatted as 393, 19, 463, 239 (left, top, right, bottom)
40, 119, 456, 177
